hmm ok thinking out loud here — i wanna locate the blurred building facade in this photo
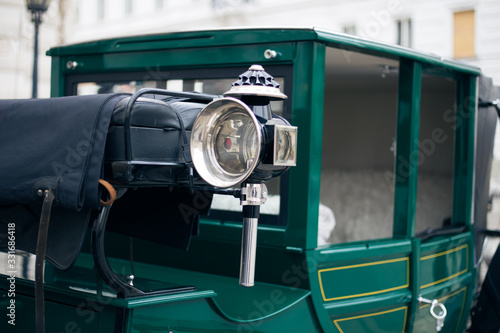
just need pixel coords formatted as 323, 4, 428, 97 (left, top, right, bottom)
0, 0, 499, 98
0, 0, 62, 98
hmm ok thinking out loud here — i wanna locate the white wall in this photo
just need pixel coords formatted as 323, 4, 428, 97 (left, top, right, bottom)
0, 0, 60, 98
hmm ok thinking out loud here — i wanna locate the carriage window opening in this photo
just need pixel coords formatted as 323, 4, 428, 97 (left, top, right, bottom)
320, 48, 399, 244
76, 78, 284, 117
75, 75, 286, 225
415, 75, 456, 234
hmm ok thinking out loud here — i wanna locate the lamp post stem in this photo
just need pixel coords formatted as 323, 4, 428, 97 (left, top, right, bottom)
238, 183, 267, 287
32, 18, 40, 98
239, 205, 259, 287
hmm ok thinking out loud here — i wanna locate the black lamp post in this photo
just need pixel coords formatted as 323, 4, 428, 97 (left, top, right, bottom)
26, 0, 51, 98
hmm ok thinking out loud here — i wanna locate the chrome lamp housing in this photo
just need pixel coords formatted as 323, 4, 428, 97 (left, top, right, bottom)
190, 65, 297, 188
191, 97, 263, 188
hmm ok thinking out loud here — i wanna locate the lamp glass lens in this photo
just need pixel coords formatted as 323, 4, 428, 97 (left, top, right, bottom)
273, 125, 297, 166
213, 110, 258, 175
191, 97, 262, 187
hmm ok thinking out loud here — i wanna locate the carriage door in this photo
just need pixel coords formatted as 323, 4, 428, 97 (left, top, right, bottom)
310, 47, 412, 333
410, 73, 476, 333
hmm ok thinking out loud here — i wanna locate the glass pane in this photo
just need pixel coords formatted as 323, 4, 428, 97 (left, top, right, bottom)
75, 77, 284, 116
415, 75, 456, 234
320, 48, 399, 245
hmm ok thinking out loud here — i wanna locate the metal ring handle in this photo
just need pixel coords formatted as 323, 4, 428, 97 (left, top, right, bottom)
430, 300, 447, 320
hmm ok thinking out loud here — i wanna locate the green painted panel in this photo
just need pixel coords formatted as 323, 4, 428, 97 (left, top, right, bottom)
57, 43, 294, 75
419, 244, 469, 289
127, 257, 311, 320
333, 306, 407, 333
318, 257, 409, 302
49, 252, 311, 319
414, 287, 468, 333
316, 240, 412, 264
130, 294, 321, 332
102, 43, 295, 71
310, 241, 412, 332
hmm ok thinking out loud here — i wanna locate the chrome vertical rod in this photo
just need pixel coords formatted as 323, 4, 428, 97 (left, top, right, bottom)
239, 210, 259, 287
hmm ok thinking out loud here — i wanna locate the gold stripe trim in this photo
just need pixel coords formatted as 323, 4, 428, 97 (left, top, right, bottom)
420, 244, 468, 261
333, 306, 408, 333
420, 244, 469, 289
318, 257, 409, 302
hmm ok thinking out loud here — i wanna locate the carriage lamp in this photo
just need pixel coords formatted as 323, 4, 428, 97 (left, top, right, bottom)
191, 65, 297, 286
191, 65, 297, 188
109, 66, 296, 289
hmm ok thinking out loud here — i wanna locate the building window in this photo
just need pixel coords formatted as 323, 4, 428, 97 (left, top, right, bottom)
343, 24, 356, 36
397, 18, 412, 48
454, 10, 475, 58
75, 0, 80, 23
97, 0, 105, 20
125, 0, 133, 15
156, 0, 164, 9
212, 0, 252, 10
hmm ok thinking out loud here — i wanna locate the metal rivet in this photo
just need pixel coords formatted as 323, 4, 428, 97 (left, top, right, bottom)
127, 275, 135, 286
264, 49, 277, 59
66, 61, 78, 70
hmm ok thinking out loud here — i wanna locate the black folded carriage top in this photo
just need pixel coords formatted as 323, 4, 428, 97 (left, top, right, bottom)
0, 92, 213, 269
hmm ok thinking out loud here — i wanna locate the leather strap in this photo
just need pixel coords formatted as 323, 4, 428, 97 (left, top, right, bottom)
35, 189, 55, 333
99, 179, 116, 206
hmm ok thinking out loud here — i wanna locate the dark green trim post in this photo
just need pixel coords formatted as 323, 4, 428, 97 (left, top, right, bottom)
49, 56, 65, 97
393, 59, 422, 239
406, 238, 421, 333
453, 75, 477, 226
453, 76, 478, 333
286, 41, 325, 250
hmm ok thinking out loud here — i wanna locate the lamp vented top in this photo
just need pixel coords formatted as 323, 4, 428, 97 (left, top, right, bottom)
224, 65, 287, 101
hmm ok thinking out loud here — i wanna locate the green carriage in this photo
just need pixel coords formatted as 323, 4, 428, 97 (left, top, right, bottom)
1, 27, 499, 332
